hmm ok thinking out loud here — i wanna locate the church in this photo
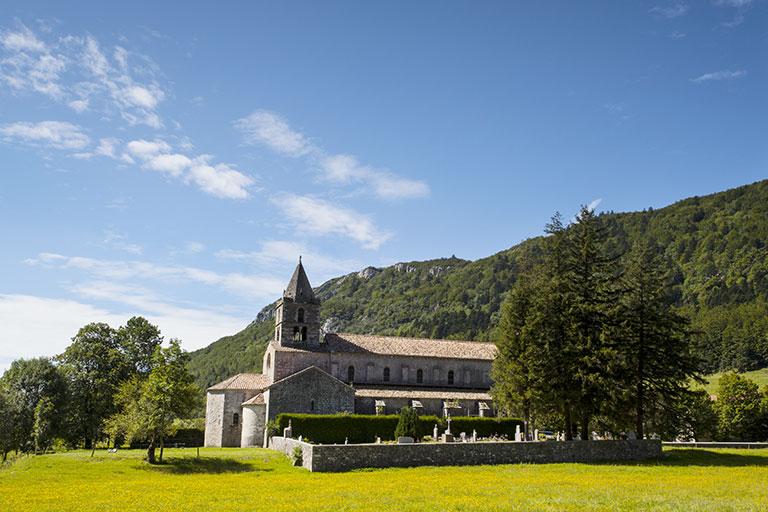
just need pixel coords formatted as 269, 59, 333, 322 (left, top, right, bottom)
204, 259, 497, 447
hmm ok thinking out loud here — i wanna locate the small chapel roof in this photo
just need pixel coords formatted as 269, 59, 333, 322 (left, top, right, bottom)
284, 257, 316, 303
324, 333, 497, 361
242, 393, 265, 406
207, 373, 271, 391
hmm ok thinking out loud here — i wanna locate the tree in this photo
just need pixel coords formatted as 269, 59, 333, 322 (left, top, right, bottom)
57, 323, 130, 452
0, 385, 21, 462
33, 397, 55, 454
492, 275, 545, 433
714, 373, 763, 441
118, 316, 163, 376
107, 340, 200, 464
616, 241, 701, 437
0, 357, 66, 452
562, 206, 622, 440
394, 406, 419, 440
646, 390, 717, 441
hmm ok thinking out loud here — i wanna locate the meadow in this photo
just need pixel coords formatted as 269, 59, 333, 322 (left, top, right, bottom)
699, 368, 768, 396
1, 447, 767, 511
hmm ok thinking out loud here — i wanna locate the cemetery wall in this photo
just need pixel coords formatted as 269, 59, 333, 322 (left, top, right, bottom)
269, 437, 662, 472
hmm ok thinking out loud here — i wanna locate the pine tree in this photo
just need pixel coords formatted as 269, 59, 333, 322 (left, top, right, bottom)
617, 240, 700, 438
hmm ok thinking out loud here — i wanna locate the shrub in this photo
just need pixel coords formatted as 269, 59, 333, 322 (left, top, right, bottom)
394, 407, 419, 439
275, 413, 523, 444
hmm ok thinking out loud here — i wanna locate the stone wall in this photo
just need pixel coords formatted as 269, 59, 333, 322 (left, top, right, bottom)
204, 389, 258, 447
265, 366, 355, 420
241, 403, 266, 447
269, 437, 661, 472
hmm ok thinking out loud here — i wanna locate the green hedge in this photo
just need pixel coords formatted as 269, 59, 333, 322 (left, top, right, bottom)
275, 414, 523, 444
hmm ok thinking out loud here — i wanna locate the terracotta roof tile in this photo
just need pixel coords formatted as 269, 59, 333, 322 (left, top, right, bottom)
207, 373, 271, 391
242, 393, 265, 406
325, 333, 496, 361
355, 387, 492, 401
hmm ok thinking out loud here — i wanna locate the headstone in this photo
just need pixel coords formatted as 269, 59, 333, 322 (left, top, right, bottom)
515, 424, 522, 442
441, 433, 454, 443
433, 424, 439, 440
460, 432, 466, 442
534, 429, 539, 442
446, 415, 452, 435
298, 435, 302, 442
345, 437, 348, 445
472, 429, 477, 443
376, 436, 381, 444
397, 436, 414, 444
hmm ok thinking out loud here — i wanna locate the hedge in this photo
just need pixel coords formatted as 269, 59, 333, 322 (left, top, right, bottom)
275, 414, 523, 444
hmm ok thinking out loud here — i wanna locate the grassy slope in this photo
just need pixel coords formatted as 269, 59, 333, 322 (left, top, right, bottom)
699, 368, 768, 396
2, 448, 768, 511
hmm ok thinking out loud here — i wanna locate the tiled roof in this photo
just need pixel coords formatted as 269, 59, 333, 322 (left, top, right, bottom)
242, 393, 265, 406
207, 373, 271, 391
324, 333, 497, 361
354, 387, 492, 401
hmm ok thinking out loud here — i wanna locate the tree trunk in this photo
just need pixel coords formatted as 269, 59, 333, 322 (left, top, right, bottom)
159, 437, 164, 464
580, 414, 590, 441
90, 438, 96, 457
564, 402, 573, 441
2, 450, 7, 463
147, 439, 156, 464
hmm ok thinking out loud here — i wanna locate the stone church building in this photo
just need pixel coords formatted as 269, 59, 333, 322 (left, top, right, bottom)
204, 260, 497, 447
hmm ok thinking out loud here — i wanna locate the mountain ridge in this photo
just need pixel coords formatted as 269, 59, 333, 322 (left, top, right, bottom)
189, 179, 768, 389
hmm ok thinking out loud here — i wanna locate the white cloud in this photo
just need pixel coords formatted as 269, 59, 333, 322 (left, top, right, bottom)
649, 3, 689, 18
0, 25, 167, 129
186, 158, 254, 200
714, 0, 752, 6
587, 198, 603, 212
24, 252, 284, 301
691, 69, 747, 82
144, 153, 192, 176
271, 194, 392, 250
235, 109, 430, 200
102, 229, 143, 255
0, 293, 250, 372
1, 25, 46, 52
234, 110, 313, 157
0, 120, 90, 150
126, 138, 172, 159
215, 240, 361, 277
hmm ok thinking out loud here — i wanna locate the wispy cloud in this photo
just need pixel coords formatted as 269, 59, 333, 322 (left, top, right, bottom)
0, 23, 166, 127
235, 109, 430, 200
24, 252, 285, 301
102, 229, 143, 255
714, 0, 754, 27
587, 198, 603, 212
649, 3, 689, 18
0, 120, 89, 150
270, 194, 392, 250
215, 240, 361, 277
691, 69, 747, 83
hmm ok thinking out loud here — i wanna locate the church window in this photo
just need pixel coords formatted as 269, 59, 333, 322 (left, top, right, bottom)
347, 365, 355, 383
383, 367, 390, 382
416, 369, 423, 384
266, 353, 271, 370
448, 370, 454, 385
297, 308, 305, 323
301, 326, 308, 341
293, 326, 301, 341
232, 413, 239, 426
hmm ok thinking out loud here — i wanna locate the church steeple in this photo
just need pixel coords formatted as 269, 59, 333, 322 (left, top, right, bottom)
274, 258, 321, 346
283, 257, 316, 303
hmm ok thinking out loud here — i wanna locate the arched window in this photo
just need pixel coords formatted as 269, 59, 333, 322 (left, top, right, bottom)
301, 326, 308, 341
347, 365, 355, 383
447, 370, 454, 385
297, 308, 305, 323
293, 326, 301, 341
266, 353, 271, 369
383, 367, 390, 382
416, 369, 423, 384
232, 413, 239, 426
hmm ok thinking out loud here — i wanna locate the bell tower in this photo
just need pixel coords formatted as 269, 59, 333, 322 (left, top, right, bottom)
274, 257, 321, 346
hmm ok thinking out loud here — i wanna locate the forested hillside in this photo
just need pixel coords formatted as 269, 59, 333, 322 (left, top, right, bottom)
189, 180, 768, 389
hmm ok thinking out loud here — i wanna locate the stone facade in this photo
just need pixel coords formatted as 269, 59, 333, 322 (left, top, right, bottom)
270, 437, 662, 472
204, 260, 498, 448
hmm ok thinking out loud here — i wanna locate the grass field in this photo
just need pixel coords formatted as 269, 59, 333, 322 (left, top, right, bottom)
699, 367, 768, 395
1, 447, 767, 511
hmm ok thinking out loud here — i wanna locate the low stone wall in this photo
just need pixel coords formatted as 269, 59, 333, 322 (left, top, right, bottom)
268, 437, 661, 472
663, 441, 768, 450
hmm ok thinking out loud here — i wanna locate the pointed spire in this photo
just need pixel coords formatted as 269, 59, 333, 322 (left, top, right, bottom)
284, 257, 316, 303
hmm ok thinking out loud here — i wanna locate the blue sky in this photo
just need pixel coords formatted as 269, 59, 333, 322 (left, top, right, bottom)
0, 1, 765, 369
